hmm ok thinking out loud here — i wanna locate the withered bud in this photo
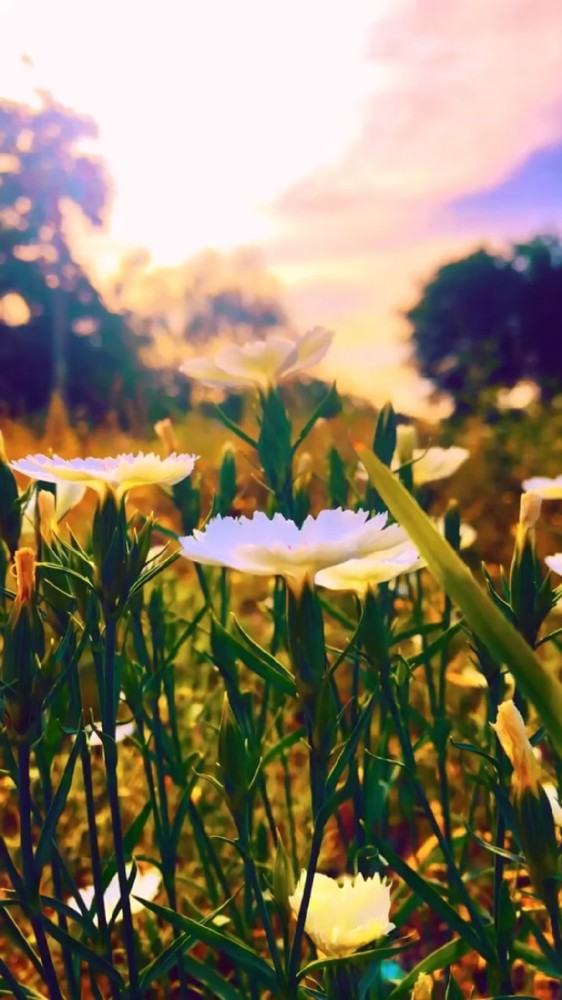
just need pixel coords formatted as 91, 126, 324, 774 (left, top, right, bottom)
154, 418, 178, 456
14, 547, 36, 605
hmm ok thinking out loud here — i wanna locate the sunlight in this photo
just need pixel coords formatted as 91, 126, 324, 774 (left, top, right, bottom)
0, 0, 392, 266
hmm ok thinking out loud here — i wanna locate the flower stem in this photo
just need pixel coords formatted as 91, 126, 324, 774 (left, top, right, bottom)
287, 823, 324, 990
17, 743, 64, 1000
101, 615, 141, 998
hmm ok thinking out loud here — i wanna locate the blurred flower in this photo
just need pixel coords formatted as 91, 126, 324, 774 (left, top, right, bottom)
315, 525, 422, 593
522, 475, 562, 499
404, 446, 469, 486
85, 720, 136, 749
288, 870, 394, 958
68, 864, 161, 926
542, 782, 562, 826
545, 553, 562, 576
11, 452, 197, 497
433, 517, 477, 549
22, 482, 86, 531
179, 509, 396, 591
180, 326, 332, 391
491, 700, 541, 796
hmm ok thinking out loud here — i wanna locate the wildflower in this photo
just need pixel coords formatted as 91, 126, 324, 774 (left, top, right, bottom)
179, 508, 395, 593
315, 524, 422, 594
288, 870, 394, 958
491, 700, 540, 796
11, 452, 198, 498
68, 864, 161, 926
522, 474, 562, 499
404, 446, 469, 487
180, 326, 333, 391
23, 481, 86, 531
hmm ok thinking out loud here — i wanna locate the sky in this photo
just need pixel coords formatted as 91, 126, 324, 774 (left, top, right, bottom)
1, 0, 562, 413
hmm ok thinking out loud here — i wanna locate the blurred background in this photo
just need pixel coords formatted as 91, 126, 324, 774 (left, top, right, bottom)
1, 0, 562, 557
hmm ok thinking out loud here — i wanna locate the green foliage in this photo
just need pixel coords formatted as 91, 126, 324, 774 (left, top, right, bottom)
408, 236, 562, 413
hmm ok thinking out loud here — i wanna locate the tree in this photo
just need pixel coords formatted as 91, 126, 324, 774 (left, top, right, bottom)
407, 236, 562, 414
0, 93, 148, 423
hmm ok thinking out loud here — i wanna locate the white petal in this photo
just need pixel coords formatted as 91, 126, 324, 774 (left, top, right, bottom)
523, 475, 562, 500
282, 326, 333, 380
407, 447, 469, 486
546, 553, 562, 577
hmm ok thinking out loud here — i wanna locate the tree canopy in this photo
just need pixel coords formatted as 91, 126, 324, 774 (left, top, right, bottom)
407, 236, 562, 414
0, 92, 148, 423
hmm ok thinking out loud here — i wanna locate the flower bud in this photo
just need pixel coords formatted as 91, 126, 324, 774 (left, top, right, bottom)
217, 695, 250, 827
519, 491, 542, 536
272, 831, 295, 918
258, 389, 293, 503
491, 700, 540, 797
412, 973, 433, 1000
396, 424, 417, 466
2, 548, 45, 740
154, 418, 178, 456
0, 438, 21, 557
286, 577, 326, 708
510, 493, 544, 646
37, 489, 57, 546
217, 443, 237, 516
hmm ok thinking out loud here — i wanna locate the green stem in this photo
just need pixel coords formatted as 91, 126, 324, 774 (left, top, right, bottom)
243, 844, 285, 985
17, 743, 64, 1000
101, 615, 141, 998
287, 824, 324, 990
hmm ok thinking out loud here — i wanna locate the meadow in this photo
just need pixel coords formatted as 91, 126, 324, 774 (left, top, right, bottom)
1, 329, 562, 1000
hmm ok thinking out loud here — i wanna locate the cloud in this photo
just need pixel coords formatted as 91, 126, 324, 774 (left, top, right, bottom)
261, 0, 562, 409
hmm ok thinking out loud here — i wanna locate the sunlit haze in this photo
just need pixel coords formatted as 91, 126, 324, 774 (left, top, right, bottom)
2, 0, 562, 412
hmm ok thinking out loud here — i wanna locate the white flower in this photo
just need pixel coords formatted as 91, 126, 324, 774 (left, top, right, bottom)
542, 782, 562, 826
179, 509, 398, 590
288, 870, 394, 958
11, 452, 198, 497
405, 447, 469, 486
522, 475, 562, 499
180, 327, 333, 391
315, 524, 422, 594
68, 864, 161, 926
22, 482, 86, 529
85, 720, 136, 749
545, 553, 562, 577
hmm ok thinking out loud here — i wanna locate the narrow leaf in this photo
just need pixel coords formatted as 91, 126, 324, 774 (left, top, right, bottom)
357, 446, 562, 755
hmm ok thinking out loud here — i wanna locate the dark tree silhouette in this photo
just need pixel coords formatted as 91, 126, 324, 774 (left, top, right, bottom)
407, 236, 562, 414
0, 93, 147, 422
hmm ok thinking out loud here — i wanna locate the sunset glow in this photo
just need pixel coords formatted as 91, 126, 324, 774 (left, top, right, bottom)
1, 0, 562, 410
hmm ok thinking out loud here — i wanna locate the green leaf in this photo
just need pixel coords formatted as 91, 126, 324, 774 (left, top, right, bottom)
35, 731, 84, 873
262, 726, 306, 768
388, 937, 472, 998
138, 932, 193, 990
325, 693, 376, 800
213, 405, 259, 448
41, 914, 125, 986
357, 445, 562, 756
213, 615, 297, 698
370, 836, 494, 962
182, 954, 247, 999
291, 382, 339, 455
298, 933, 416, 984
137, 897, 277, 986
